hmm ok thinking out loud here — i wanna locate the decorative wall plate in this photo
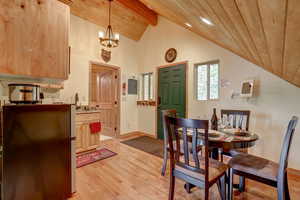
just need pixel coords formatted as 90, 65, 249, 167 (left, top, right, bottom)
101, 49, 111, 63
165, 48, 177, 63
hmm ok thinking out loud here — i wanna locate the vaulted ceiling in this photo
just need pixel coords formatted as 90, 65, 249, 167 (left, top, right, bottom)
58, 0, 157, 41
59, 0, 300, 88
139, 0, 300, 87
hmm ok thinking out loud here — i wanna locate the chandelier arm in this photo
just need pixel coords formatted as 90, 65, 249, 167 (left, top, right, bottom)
105, 25, 109, 38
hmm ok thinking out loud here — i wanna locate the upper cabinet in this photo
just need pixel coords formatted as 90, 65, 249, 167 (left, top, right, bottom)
0, 0, 70, 80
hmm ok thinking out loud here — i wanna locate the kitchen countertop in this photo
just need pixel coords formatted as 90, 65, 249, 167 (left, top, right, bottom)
76, 110, 101, 114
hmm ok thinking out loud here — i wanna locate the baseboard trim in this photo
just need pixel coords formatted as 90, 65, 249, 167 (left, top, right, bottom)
118, 131, 144, 139
118, 131, 156, 139
288, 167, 300, 176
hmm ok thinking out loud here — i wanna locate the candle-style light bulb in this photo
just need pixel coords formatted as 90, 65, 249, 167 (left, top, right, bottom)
98, 31, 104, 38
115, 33, 120, 40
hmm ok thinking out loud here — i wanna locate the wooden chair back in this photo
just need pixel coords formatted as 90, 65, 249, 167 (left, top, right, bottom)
165, 116, 209, 186
221, 110, 250, 131
278, 116, 298, 191
161, 110, 177, 143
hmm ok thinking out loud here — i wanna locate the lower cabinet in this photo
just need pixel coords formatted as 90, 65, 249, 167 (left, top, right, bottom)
75, 112, 101, 153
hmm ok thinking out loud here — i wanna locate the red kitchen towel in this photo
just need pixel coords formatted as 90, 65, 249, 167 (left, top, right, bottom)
89, 122, 101, 134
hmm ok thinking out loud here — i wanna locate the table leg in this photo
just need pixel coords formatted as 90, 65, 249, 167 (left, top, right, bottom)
211, 147, 219, 160
184, 183, 192, 193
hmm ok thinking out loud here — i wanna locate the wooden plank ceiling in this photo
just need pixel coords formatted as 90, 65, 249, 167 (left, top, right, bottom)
139, 0, 300, 87
58, 0, 157, 41
59, 0, 300, 87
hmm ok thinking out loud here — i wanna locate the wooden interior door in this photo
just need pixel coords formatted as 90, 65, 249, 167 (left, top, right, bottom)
90, 64, 119, 138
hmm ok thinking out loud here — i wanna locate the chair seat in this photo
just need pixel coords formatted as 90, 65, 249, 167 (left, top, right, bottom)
229, 152, 278, 182
175, 157, 228, 183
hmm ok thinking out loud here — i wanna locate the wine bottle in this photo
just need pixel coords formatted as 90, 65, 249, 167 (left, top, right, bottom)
211, 108, 218, 130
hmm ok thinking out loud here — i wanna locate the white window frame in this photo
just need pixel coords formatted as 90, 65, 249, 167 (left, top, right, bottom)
141, 72, 153, 100
194, 60, 220, 101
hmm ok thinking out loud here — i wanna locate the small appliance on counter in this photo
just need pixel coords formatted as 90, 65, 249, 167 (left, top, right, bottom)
8, 83, 42, 104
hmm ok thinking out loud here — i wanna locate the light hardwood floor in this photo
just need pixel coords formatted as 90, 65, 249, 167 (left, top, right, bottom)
69, 134, 300, 200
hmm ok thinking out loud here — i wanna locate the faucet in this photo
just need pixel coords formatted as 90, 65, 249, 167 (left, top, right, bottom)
75, 93, 80, 109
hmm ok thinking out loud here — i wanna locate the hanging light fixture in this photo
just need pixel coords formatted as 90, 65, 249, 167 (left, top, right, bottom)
98, 0, 120, 48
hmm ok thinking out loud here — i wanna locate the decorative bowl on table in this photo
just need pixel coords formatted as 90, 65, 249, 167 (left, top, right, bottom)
186, 129, 221, 138
198, 130, 221, 138
234, 131, 251, 137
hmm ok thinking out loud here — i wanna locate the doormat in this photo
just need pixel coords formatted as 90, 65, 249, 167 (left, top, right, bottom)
121, 136, 164, 158
77, 148, 117, 168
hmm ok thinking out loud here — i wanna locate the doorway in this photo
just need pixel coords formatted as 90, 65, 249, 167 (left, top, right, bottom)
89, 62, 120, 138
156, 62, 187, 140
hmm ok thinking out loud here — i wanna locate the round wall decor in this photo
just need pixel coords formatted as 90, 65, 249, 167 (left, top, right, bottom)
165, 48, 177, 63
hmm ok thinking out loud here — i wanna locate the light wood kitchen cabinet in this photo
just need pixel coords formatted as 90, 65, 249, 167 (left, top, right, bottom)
75, 122, 86, 153
75, 112, 101, 153
0, 0, 70, 79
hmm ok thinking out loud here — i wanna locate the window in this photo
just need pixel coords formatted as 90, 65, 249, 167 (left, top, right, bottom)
195, 61, 219, 100
142, 73, 153, 100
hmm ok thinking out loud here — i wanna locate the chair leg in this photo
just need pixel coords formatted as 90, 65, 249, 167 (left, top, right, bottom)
284, 173, 291, 200
217, 179, 222, 198
278, 172, 291, 200
169, 174, 175, 200
161, 148, 168, 176
239, 176, 246, 192
205, 187, 209, 200
221, 152, 224, 162
228, 168, 233, 200
217, 176, 226, 200
219, 175, 226, 200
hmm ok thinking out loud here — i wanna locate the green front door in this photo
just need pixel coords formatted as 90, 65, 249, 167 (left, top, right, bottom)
157, 63, 186, 140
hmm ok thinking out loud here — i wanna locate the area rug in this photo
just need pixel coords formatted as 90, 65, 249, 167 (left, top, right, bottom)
77, 148, 117, 168
121, 136, 164, 158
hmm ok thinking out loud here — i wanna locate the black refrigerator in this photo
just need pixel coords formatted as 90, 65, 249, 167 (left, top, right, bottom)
1, 104, 75, 200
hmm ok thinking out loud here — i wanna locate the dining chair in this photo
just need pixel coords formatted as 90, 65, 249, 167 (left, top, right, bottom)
220, 110, 250, 131
227, 116, 298, 200
165, 116, 228, 200
161, 109, 203, 176
220, 109, 250, 191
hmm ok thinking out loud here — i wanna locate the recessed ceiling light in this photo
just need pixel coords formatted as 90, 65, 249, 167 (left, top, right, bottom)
185, 22, 192, 28
200, 17, 213, 26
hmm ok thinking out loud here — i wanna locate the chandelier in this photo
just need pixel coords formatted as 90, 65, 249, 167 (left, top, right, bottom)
98, 0, 120, 48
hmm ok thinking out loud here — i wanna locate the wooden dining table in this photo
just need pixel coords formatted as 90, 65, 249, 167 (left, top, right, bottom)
184, 128, 259, 160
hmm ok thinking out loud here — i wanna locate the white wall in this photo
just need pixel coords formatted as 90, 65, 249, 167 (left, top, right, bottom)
60, 15, 139, 134
137, 17, 300, 169
1, 14, 299, 169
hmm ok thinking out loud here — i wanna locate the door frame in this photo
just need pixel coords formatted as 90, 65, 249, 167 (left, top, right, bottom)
89, 61, 121, 137
155, 61, 189, 139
